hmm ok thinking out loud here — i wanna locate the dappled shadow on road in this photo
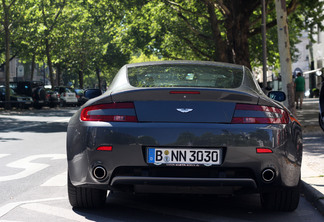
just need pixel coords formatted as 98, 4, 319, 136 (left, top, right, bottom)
0, 107, 78, 118
74, 193, 263, 222
73, 192, 315, 222
0, 117, 35, 130
303, 134, 324, 157
24, 122, 68, 133
0, 137, 22, 142
0, 107, 74, 133
0, 120, 68, 133
295, 99, 320, 130
0, 121, 67, 143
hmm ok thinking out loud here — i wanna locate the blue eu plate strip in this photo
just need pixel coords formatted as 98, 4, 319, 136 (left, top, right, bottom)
148, 148, 155, 163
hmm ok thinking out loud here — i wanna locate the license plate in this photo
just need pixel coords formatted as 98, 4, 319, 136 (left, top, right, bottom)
147, 148, 221, 166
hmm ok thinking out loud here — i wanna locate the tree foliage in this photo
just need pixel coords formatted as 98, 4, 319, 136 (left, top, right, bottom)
1, 0, 131, 89
119, 0, 324, 70
0, 0, 324, 93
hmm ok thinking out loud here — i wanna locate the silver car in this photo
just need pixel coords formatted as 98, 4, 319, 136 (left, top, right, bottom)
67, 61, 302, 211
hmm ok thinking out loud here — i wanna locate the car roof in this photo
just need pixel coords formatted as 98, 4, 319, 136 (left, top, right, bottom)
124, 60, 243, 69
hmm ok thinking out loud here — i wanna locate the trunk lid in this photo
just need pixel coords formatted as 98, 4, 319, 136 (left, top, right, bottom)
110, 88, 259, 123
135, 100, 235, 123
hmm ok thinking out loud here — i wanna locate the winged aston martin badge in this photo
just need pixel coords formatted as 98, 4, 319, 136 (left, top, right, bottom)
176, 108, 193, 113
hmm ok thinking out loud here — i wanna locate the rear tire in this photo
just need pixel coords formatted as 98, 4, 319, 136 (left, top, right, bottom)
23, 105, 31, 109
33, 102, 43, 109
261, 183, 300, 211
68, 174, 107, 208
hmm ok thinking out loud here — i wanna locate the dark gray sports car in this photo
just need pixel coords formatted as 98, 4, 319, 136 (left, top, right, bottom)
67, 61, 302, 211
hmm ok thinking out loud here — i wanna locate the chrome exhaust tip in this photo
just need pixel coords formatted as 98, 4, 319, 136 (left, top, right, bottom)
93, 166, 107, 180
262, 168, 275, 182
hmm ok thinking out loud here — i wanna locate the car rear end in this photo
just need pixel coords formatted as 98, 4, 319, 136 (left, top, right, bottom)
64, 91, 78, 104
0, 86, 33, 109
16, 94, 33, 109
59, 88, 78, 106
67, 61, 302, 210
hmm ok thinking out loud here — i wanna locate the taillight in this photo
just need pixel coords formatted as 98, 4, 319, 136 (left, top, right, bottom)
256, 148, 273, 153
97, 146, 113, 151
80, 102, 138, 122
231, 104, 289, 124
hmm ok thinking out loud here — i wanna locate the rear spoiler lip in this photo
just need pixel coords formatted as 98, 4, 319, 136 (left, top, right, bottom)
108, 88, 260, 105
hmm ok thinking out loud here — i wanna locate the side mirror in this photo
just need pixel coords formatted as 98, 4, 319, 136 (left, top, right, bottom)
84, 89, 102, 99
268, 91, 286, 102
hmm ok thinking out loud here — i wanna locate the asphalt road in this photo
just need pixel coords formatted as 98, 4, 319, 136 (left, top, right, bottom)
0, 107, 323, 221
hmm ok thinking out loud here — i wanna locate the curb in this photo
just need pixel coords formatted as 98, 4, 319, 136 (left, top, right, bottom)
301, 181, 324, 215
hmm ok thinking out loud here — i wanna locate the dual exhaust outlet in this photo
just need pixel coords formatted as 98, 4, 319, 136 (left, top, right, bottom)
93, 165, 107, 180
261, 168, 276, 182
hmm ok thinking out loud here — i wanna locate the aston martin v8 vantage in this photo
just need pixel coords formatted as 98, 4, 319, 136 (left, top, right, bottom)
67, 61, 302, 211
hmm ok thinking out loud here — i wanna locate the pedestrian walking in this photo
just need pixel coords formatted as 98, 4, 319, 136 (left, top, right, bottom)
294, 72, 305, 109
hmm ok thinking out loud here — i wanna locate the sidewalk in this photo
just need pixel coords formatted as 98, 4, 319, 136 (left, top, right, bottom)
297, 98, 324, 214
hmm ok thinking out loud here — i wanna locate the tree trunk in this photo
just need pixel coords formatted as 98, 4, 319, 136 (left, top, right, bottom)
56, 63, 62, 86
45, 38, 54, 88
275, 0, 295, 113
78, 70, 84, 89
78, 50, 86, 88
224, 1, 254, 68
96, 68, 101, 89
2, 0, 11, 109
227, 17, 251, 68
30, 53, 36, 81
206, 2, 228, 62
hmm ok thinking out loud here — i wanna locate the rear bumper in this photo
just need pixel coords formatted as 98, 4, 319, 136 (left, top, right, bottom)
67, 120, 302, 193
62, 97, 78, 103
111, 176, 257, 188
64, 100, 78, 104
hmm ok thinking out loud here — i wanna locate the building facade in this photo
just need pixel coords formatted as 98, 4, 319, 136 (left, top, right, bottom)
0, 58, 48, 85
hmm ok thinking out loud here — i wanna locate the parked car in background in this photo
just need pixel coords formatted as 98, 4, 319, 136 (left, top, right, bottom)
73, 88, 84, 106
79, 88, 102, 105
44, 89, 60, 108
0, 85, 33, 109
53, 86, 78, 107
10, 81, 46, 109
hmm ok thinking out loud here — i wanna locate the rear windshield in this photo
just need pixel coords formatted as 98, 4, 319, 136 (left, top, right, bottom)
127, 64, 243, 88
